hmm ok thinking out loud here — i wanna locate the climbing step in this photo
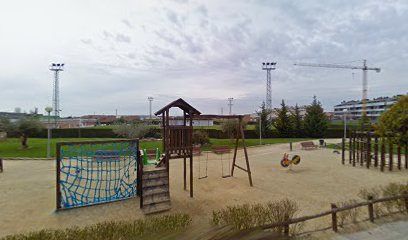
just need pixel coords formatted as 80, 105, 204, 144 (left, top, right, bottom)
143, 192, 170, 205
143, 178, 169, 188
143, 171, 168, 180
143, 185, 169, 197
142, 201, 172, 215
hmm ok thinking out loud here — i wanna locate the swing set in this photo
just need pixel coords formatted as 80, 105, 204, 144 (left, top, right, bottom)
194, 115, 253, 186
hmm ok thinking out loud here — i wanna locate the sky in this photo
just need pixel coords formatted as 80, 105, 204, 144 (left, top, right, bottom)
0, 0, 407, 117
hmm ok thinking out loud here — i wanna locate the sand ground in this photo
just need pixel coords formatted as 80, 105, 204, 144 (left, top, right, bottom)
1, 140, 407, 238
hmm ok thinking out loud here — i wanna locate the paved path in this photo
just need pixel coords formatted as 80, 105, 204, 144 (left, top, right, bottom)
334, 220, 408, 240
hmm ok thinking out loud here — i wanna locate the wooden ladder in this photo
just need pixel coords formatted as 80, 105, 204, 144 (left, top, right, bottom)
141, 166, 171, 214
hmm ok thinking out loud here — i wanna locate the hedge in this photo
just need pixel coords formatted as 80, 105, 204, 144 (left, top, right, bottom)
18, 127, 346, 139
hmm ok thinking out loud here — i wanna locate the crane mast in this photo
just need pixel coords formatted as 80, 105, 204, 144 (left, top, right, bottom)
294, 60, 380, 123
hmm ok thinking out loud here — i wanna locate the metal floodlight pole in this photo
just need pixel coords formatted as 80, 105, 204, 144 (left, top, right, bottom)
148, 97, 154, 120
49, 63, 64, 128
45, 106, 53, 158
228, 97, 234, 115
262, 62, 277, 111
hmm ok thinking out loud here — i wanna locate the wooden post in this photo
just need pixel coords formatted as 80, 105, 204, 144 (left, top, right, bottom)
352, 131, 356, 167
56, 143, 62, 210
240, 118, 253, 187
397, 144, 401, 170
366, 132, 371, 169
184, 157, 187, 190
190, 112, 194, 198
349, 130, 352, 164
404, 191, 408, 213
356, 132, 360, 164
405, 144, 408, 169
0, 158, 3, 173
381, 139, 385, 172
368, 196, 374, 222
360, 132, 364, 167
374, 136, 378, 167
331, 203, 338, 232
342, 137, 345, 164
389, 141, 393, 171
290, 142, 292, 152
284, 224, 290, 236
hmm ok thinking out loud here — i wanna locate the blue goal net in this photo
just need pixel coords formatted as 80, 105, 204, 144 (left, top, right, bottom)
56, 140, 139, 209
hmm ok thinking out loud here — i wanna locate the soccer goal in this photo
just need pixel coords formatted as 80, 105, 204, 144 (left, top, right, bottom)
56, 139, 140, 210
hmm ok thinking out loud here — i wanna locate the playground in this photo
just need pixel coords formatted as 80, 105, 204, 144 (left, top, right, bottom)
1, 141, 407, 238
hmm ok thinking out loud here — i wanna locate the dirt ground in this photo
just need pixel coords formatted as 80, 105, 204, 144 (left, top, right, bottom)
1, 140, 407, 238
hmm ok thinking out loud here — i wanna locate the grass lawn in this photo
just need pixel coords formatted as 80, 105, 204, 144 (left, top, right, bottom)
0, 138, 311, 158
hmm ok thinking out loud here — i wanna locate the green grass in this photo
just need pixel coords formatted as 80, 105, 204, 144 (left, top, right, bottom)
1, 213, 192, 240
0, 138, 311, 158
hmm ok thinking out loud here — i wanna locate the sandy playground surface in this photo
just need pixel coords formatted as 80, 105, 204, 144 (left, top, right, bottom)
1, 140, 407, 238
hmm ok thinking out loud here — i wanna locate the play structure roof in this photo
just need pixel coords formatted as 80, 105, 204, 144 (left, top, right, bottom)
155, 98, 201, 116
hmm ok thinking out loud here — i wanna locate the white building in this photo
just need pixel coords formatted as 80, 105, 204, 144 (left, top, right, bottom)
333, 95, 402, 120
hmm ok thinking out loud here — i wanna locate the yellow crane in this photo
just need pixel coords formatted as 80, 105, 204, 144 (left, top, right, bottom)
294, 60, 381, 120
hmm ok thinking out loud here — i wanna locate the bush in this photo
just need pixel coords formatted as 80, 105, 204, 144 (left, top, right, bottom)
337, 199, 360, 227
113, 123, 155, 139
2, 213, 192, 240
192, 130, 210, 145
211, 199, 300, 233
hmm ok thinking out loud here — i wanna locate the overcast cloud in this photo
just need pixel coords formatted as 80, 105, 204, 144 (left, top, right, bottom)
0, 0, 407, 116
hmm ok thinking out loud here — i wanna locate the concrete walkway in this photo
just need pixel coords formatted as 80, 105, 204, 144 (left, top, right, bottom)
334, 220, 408, 240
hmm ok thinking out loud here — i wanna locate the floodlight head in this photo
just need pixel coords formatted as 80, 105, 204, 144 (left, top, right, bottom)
262, 62, 265, 65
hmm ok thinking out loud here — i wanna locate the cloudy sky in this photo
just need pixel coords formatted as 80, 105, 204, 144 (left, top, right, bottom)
0, 0, 407, 117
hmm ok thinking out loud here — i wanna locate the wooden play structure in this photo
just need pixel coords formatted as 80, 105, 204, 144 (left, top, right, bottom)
138, 98, 253, 214
342, 130, 408, 172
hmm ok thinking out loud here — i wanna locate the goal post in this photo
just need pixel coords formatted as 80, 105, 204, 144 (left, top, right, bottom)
56, 139, 140, 210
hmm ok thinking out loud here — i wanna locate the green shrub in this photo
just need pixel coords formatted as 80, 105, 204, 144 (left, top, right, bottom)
211, 199, 299, 233
2, 213, 192, 240
192, 130, 210, 145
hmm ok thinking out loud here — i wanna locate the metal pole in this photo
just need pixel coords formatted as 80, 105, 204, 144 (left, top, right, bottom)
47, 111, 51, 158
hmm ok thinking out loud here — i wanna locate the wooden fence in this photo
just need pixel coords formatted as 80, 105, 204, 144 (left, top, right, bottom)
260, 193, 408, 236
342, 131, 408, 172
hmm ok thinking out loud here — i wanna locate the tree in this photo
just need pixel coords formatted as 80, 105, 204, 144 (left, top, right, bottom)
255, 102, 273, 138
113, 123, 154, 139
16, 117, 44, 149
376, 95, 408, 144
273, 100, 294, 137
292, 104, 304, 137
221, 119, 247, 140
303, 96, 328, 138
0, 117, 14, 133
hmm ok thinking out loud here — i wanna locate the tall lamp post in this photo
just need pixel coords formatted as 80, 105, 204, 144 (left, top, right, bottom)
45, 107, 53, 158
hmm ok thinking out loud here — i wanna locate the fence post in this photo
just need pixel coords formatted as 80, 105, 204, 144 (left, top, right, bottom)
0, 158, 3, 173
356, 132, 360, 164
360, 132, 364, 167
290, 142, 292, 152
366, 132, 371, 169
374, 136, 378, 167
404, 191, 408, 214
405, 144, 408, 169
397, 144, 401, 170
349, 130, 352, 164
331, 203, 338, 232
352, 131, 356, 167
389, 141, 393, 171
284, 224, 290, 236
342, 138, 345, 165
381, 139, 385, 172
368, 196, 374, 222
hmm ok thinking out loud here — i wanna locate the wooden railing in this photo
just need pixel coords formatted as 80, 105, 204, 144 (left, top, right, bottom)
167, 126, 192, 155
259, 193, 408, 236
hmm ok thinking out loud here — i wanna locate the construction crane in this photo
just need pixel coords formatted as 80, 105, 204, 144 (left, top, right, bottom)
294, 60, 381, 120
